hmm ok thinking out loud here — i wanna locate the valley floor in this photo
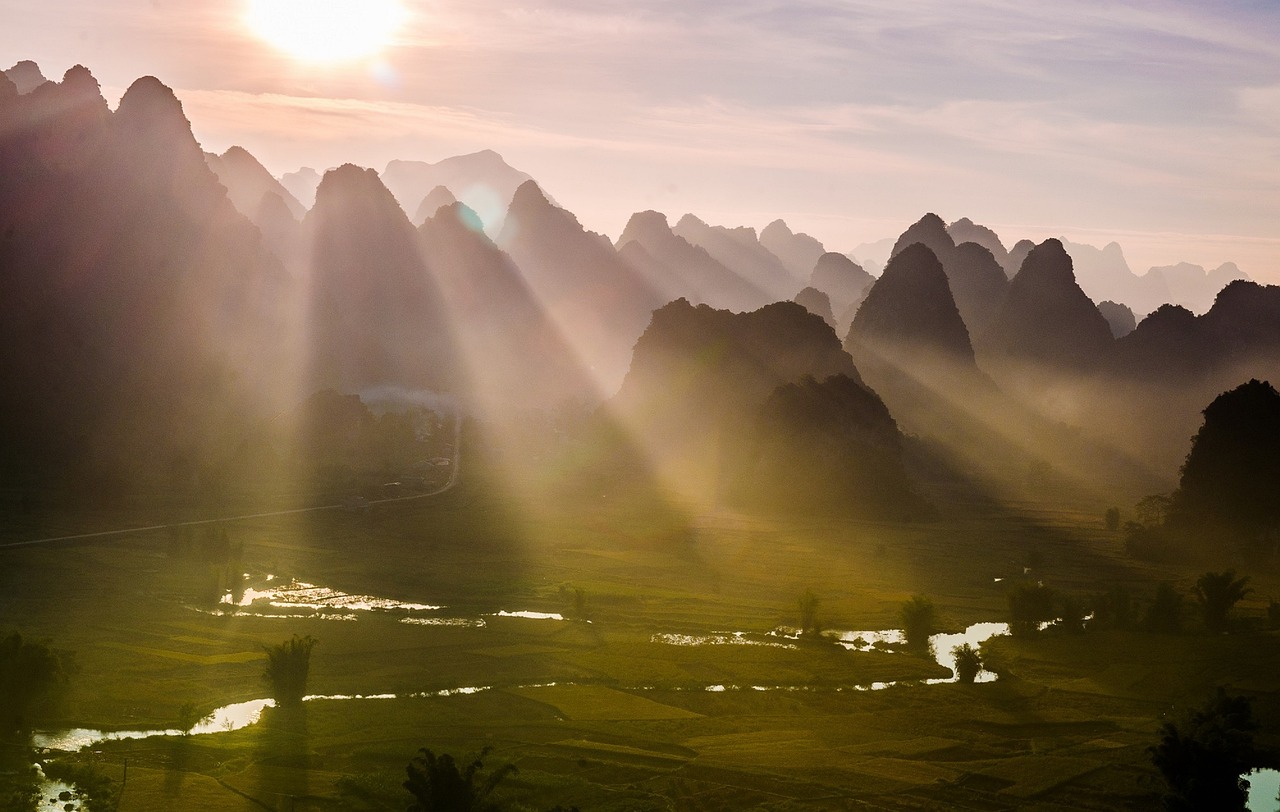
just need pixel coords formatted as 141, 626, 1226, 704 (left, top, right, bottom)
3, 464, 1278, 811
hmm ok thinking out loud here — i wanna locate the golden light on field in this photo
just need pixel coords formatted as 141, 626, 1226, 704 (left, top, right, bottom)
245, 0, 408, 63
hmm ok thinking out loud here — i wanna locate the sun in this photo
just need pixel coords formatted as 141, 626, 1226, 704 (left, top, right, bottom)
246, 0, 408, 63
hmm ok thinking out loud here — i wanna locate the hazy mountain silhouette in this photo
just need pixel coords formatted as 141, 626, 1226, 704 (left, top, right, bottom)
304, 164, 462, 394
206, 145, 306, 221
0, 67, 287, 494
793, 287, 835, 327
1007, 239, 1035, 278
732, 374, 926, 517
809, 252, 874, 333
947, 217, 1012, 274
1056, 240, 1249, 317
848, 243, 976, 368
890, 214, 1009, 334
280, 166, 321, 209
978, 239, 1114, 373
949, 241, 1010, 334
419, 202, 594, 410
673, 214, 794, 300
1109, 281, 1280, 387
383, 150, 531, 236
413, 185, 457, 226
850, 237, 894, 276
1078, 280, 1280, 475
616, 210, 768, 312
890, 213, 954, 264
1098, 300, 1137, 338
609, 298, 924, 512
499, 181, 662, 390
759, 219, 826, 282
4, 60, 49, 94
1144, 261, 1249, 315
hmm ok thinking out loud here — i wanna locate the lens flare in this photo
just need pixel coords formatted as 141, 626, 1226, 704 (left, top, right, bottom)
246, 0, 408, 63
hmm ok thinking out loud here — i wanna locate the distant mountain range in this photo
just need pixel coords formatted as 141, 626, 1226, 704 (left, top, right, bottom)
2, 60, 1277, 512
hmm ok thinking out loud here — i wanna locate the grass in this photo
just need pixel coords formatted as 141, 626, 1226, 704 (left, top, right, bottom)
2, 453, 1279, 810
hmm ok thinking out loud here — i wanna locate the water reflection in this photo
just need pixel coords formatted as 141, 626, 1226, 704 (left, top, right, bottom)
652, 631, 796, 649
1247, 768, 1280, 812
34, 699, 274, 751
491, 610, 565, 621
222, 579, 440, 612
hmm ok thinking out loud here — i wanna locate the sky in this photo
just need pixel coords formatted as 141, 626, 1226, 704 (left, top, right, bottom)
3, 0, 1279, 279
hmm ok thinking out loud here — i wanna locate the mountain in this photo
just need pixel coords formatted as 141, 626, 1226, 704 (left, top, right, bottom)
205, 145, 306, 221
382, 150, 531, 236
809, 251, 874, 333
673, 214, 794, 300
303, 164, 462, 394
1097, 300, 1137, 338
413, 185, 457, 226
889, 214, 1008, 334
498, 181, 662, 391
890, 213, 954, 263
847, 242, 977, 369
978, 239, 1114, 373
0, 67, 287, 493
280, 166, 321, 208
4, 60, 48, 94
948, 241, 1010, 334
1055, 240, 1246, 317
759, 219, 826, 282
850, 237, 894, 276
607, 298, 922, 514
1142, 261, 1249, 315
418, 202, 594, 411
947, 217, 1011, 274
616, 210, 768, 312
793, 287, 835, 327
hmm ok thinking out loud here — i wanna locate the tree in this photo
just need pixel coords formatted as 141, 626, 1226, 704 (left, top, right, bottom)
263, 635, 317, 707
0, 632, 68, 731
1137, 494, 1173, 527
1007, 581, 1056, 637
1105, 506, 1121, 531
1194, 571, 1251, 633
1150, 689, 1258, 811
404, 746, 517, 812
176, 701, 213, 735
798, 589, 822, 637
952, 643, 981, 684
899, 595, 936, 654
1145, 583, 1184, 634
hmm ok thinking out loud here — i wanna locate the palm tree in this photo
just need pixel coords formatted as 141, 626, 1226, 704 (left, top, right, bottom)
405, 746, 517, 812
1194, 571, 1251, 633
263, 634, 317, 707
952, 644, 981, 684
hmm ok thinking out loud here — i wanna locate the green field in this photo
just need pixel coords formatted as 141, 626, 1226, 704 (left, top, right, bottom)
3, 454, 1279, 811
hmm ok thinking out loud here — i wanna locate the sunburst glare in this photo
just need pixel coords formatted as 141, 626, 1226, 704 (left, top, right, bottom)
245, 0, 409, 63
